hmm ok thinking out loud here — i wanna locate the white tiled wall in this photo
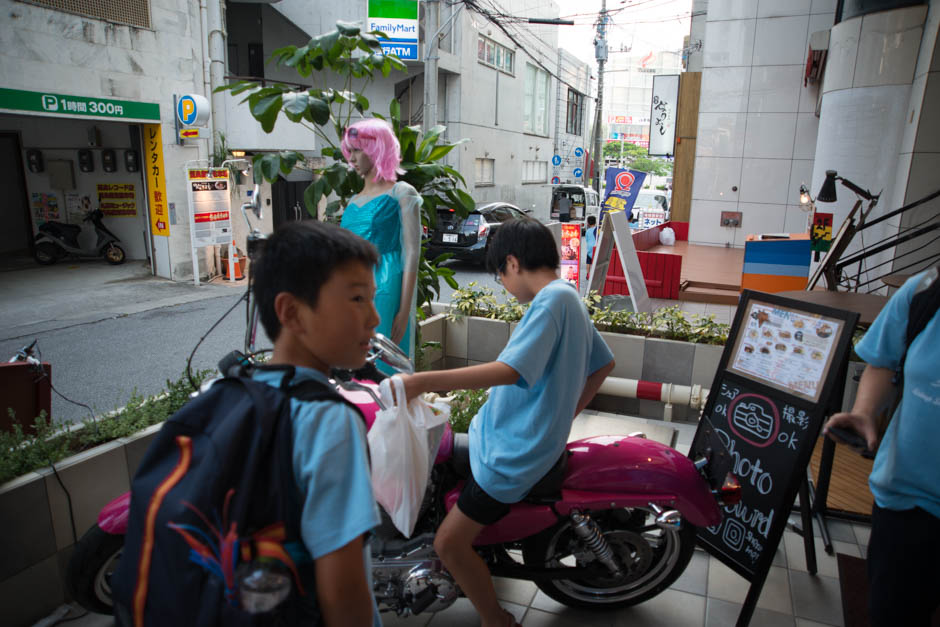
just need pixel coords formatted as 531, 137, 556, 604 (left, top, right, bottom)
689, 2, 834, 246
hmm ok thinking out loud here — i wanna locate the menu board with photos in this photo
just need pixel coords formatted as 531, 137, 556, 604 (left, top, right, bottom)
688, 290, 858, 623
728, 300, 844, 403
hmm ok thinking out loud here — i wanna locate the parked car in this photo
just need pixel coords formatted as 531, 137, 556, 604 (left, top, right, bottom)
630, 189, 670, 221
426, 201, 532, 265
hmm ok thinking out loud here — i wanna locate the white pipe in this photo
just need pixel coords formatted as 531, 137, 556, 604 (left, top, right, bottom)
198, 0, 212, 162
597, 376, 711, 412
207, 0, 226, 148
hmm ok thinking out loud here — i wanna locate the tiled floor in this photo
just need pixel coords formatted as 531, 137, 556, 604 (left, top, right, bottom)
59, 414, 867, 627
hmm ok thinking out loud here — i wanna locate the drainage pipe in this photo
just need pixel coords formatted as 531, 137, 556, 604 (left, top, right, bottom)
597, 376, 709, 422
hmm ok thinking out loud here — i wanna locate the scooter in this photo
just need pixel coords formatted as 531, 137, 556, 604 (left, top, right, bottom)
33, 208, 126, 265
65, 188, 742, 617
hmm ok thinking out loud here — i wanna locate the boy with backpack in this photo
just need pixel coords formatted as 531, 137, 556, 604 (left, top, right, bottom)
398, 218, 615, 627
113, 221, 383, 626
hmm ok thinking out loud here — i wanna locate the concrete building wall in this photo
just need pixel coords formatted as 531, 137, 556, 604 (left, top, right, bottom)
688, 0, 836, 247
0, 0, 213, 280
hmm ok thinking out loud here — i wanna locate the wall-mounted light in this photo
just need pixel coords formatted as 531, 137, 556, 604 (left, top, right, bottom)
817, 170, 877, 203
101, 149, 117, 173
26, 149, 44, 173
124, 150, 139, 172
78, 149, 94, 173
231, 150, 246, 158
799, 184, 811, 206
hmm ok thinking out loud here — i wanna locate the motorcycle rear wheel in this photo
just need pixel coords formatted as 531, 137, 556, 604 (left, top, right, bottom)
66, 524, 123, 614
104, 244, 126, 265
521, 507, 696, 609
34, 242, 61, 265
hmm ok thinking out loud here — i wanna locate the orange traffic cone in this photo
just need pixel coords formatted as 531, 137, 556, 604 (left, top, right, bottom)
224, 240, 244, 280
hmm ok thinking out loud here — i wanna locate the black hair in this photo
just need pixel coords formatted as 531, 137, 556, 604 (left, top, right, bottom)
587, 215, 597, 226
252, 221, 378, 341
485, 218, 559, 275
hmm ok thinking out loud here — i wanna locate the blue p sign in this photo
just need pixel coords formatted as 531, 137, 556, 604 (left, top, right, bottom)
176, 94, 209, 126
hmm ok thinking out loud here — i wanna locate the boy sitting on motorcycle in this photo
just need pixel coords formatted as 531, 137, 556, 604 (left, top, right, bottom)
249, 221, 384, 626
399, 218, 615, 627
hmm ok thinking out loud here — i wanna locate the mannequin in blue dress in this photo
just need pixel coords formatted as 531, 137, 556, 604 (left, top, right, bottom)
340, 119, 421, 371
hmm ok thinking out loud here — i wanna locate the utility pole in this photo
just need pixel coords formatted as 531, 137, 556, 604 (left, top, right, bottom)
423, 0, 440, 133
591, 0, 608, 195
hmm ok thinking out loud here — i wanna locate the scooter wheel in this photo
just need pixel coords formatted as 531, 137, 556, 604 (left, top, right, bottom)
66, 524, 124, 614
34, 242, 61, 265
105, 244, 126, 265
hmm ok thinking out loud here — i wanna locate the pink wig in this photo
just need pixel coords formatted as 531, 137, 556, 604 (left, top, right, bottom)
341, 118, 404, 183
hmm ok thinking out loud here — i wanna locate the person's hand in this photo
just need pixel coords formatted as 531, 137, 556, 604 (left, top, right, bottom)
391, 310, 409, 344
392, 373, 423, 403
823, 412, 880, 452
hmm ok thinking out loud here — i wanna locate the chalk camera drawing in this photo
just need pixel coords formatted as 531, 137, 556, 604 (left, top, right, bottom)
732, 401, 775, 441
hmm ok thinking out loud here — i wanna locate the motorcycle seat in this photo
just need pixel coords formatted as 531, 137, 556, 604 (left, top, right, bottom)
450, 433, 568, 501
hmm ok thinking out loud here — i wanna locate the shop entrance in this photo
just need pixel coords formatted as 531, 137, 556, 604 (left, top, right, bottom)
0, 132, 33, 263
271, 177, 314, 230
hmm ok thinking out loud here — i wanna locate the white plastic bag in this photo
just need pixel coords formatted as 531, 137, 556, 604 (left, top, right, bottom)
659, 226, 676, 246
368, 376, 449, 537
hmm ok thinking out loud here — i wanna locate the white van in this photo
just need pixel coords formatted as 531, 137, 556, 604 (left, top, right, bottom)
550, 185, 600, 224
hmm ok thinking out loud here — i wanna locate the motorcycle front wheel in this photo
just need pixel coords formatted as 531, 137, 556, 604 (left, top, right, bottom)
104, 244, 126, 265
34, 242, 61, 265
66, 524, 123, 614
521, 506, 696, 609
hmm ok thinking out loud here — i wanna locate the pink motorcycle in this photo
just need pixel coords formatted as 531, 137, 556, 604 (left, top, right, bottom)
67, 338, 740, 617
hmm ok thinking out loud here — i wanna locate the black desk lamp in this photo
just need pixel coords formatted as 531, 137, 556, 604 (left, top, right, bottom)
817, 170, 878, 203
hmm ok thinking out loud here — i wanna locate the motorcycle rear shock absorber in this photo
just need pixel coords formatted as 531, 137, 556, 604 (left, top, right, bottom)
569, 510, 621, 575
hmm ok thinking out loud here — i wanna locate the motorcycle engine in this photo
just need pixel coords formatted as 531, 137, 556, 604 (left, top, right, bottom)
372, 535, 459, 616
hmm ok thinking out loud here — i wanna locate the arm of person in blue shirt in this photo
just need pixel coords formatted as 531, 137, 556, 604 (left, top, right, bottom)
575, 359, 615, 416
823, 364, 893, 452
399, 361, 520, 401
316, 537, 374, 627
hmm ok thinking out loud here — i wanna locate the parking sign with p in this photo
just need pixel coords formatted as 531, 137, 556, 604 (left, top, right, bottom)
176, 94, 210, 127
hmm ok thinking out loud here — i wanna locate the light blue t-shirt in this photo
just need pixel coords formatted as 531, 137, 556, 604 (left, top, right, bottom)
469, 280, 614, 503
585, 226, 597, 259
854, 269, 940, 518
253, 366, 382, 626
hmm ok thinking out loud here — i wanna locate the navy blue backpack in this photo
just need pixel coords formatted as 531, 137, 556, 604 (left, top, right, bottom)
111, 367, 363, 626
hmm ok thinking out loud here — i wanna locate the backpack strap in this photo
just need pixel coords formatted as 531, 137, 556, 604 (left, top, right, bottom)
894, 265, 940, 387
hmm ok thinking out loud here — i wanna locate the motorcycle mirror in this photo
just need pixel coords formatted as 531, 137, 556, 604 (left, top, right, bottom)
367, 334, 414, 375
249, 184, 262, 220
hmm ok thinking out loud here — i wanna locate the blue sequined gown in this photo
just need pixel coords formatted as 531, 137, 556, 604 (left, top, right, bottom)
341, 188, 415, 372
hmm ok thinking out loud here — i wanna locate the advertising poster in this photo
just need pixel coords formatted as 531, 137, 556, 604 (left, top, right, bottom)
728, 299, 843, 403
649, 74, 679, 156
600, 168, 647, 227
97, 183, 137, 217
560, 223, 580, 290
31, 192, 60, 223
187, 168, 232, 248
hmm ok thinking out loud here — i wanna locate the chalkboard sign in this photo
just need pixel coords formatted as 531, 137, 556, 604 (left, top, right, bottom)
697, 377, 820, 577
689, 290, 858, 623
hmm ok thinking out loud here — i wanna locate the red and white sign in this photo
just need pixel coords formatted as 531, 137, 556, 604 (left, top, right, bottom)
614, 171, 636, 192
560, 223, 581, 290
187, 167, 232, 248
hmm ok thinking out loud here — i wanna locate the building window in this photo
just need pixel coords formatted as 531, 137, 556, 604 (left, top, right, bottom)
524, 64, 550, 136
522, 160, 548, 183
566, 89, 584, 136
475, 158, 495, 185
24, 0, 151, 29
478, 36, 514, 74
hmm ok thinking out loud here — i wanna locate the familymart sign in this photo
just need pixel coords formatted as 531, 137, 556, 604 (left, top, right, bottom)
0, 87, 160, 122
368, 0, 419, 60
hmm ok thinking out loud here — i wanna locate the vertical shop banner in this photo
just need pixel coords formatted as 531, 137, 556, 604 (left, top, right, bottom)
187, 168, 232, 247
368, 0, 419, 60
649, 75, 679, 156
97, 183, 137, 217
600, 168, 647, 227
144, 123, 170, 236
811, 213, 833, 253
560, 223, 581, 290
